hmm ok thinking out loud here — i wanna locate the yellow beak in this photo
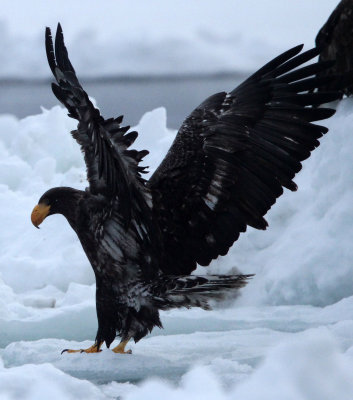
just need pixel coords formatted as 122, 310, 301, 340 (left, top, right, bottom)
31, 203, 51, 228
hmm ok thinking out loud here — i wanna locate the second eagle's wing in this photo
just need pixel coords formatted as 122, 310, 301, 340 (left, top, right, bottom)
316, 0, 353, 95
149, 45, 339, 275
46, 24, 150, 225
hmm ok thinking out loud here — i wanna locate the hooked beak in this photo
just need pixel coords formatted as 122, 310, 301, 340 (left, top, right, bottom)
31, 203, 51, 228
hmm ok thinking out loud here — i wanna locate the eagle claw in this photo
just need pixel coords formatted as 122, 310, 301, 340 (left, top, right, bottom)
61, 343, 103, 354
112, 339, 132, 354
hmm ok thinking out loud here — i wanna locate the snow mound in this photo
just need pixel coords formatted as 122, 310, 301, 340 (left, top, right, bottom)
0, 361, 106, 400
126, 329, 353, 400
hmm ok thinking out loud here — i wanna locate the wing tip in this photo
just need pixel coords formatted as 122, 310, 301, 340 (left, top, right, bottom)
45, 26, 56, 76
55, 22, 63, 40
294, 43, 304, 52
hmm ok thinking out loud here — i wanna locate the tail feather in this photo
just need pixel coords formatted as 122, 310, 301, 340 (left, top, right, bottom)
151, 274, 253, 310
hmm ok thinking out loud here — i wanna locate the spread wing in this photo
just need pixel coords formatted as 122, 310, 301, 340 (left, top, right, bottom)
149, 45, 340, 275
46, 24, 150, 224
316, 0, 353, 95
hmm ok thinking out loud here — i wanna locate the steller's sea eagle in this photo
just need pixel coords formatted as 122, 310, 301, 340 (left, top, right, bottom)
31, 24, 341, 354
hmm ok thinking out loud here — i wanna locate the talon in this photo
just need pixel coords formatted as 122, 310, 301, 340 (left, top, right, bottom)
61, 342, 103, 354
112, 339, 132, 354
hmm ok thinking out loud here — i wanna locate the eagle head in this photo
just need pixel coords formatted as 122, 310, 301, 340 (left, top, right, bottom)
31, 187, 81, 228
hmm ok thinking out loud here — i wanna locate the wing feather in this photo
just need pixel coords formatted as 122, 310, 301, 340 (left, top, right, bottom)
149, 45, 341, 274
46, 24, 151, 226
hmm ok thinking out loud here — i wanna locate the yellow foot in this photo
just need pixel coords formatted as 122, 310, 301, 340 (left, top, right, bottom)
112, 340, 132, 354
61, 342, 103, 354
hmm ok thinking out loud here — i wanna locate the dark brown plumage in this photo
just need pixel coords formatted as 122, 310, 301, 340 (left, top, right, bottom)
316, 0, 353, 95
31, 24, 341, 353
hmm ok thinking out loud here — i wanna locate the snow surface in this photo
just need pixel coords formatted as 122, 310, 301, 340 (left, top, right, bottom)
0, 96, 353, 399
0, 0, 339, 78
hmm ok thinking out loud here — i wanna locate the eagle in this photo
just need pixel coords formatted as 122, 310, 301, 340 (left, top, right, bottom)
31, 24, 340, 354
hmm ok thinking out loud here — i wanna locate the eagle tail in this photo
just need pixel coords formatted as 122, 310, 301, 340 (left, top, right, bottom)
152, 274, 253, 310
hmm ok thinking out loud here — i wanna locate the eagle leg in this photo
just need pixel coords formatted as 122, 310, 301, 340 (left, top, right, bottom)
61, 341, 103, 354
112, 339, 132, 354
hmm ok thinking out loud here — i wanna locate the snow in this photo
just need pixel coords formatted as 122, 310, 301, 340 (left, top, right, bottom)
0, 96, 353, 399
122, 330, 353, 400
0, 0, 339, 78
